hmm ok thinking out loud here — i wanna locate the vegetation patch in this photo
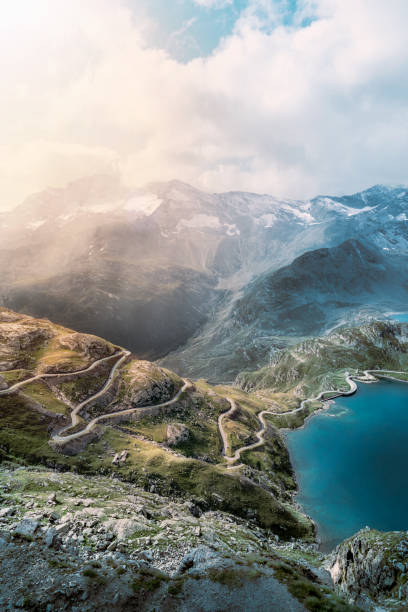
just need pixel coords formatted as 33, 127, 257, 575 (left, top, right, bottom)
131, 567, 168, 593
271, 560, 360, 612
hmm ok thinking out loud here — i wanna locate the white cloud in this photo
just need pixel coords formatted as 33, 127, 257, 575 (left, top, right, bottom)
192, 0, 233, 8
0, 0, 408, 209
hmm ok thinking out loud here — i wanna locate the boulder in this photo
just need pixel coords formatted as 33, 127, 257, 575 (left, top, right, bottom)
112, 450, 128, 465
329, 528, 408, 608
14, 519, 39, 539
0, 507, 14, 518
47, 492, 58, 505
177, 546, 226, 574
44, 528, 58, 548
104, 518, 146, 541
166, 423, 191, 446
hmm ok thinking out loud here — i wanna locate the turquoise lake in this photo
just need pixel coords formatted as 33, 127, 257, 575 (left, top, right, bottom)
286, 379, 408, 551
389, 313, 408, 322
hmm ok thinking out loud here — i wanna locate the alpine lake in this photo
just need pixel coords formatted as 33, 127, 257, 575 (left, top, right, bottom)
286, 373, 408, 551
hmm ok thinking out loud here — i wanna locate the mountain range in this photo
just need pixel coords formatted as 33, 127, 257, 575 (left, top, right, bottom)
1, 175, 408, 380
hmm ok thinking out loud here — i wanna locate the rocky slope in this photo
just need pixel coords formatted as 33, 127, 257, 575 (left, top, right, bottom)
233, 239, 408, 337
328, 528, 408, 610
0, 464, 359, 612
159, 185, 408, 381
161, 238, 408, 381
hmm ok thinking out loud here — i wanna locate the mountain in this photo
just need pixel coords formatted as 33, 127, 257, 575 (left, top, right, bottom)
0, 175, 326, 360
0, 313, 404, 611
1, 176, 408, 376
160, 238, 408, 381
233, 238, 408, 336
236, 320, 408, 398
1, 306, 365, 611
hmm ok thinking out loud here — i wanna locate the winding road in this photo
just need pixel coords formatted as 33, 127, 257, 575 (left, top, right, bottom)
52, 378, 192, 443
220, 405, 290, 468
0, 351, 124, 397
54, 350, 131, 440
0, 346, 191, 446
2, 350, 406, 461
217, 369, 406, 467
218, 398, 238, 456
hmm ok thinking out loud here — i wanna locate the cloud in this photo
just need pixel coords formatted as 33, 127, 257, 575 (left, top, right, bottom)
1, 0, 408, 209
192, 0, 234, 8
167, 17, 201, 58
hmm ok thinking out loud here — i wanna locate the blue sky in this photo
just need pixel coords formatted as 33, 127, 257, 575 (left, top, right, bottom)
127, 0, 249, 61
126, 0, 302, 62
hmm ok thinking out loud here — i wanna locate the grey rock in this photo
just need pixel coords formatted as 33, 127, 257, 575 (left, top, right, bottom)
177, 546, 222, 574
166, 423, 191, 446
44, 528, 58, 548
47, 492, 58, 505
14, 519, 39, 538
0, 506, 14, 517
211, 493, 223, 504
139, 550, 153, 562
55, 523, 71, 536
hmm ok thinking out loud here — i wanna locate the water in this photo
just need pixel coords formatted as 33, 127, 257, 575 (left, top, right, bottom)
286, 379, 408, 551
388, 313, 408, 322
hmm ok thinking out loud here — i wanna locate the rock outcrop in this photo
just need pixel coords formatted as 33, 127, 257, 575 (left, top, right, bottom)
58, 332, 115, 360
121, 360, 182, 407
329, 528, 408, 610
166, 423, 191, 446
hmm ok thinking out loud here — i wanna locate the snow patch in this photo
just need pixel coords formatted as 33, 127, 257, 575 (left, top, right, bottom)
320, 197, 378, 217
279, 203, 315, 223
260, 213, 277, 228
176, 214, 222, 232
58, 213, 76, 223
290, 208, 315, 223
123, 193, 162, 216
345, 205, 377, 217
87, 202, 119, 214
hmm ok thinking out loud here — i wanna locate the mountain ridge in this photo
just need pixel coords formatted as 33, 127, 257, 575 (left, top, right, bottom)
2, 176, 408, 377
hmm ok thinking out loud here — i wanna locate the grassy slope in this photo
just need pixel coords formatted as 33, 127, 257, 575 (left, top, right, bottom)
0, 398, 312, 538
0, 309, 313, 539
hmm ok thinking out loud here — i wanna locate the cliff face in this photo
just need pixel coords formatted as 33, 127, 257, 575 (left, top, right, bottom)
329, 529, 408, 610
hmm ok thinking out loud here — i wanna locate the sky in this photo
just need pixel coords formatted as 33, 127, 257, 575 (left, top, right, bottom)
1, 0, 408, 209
